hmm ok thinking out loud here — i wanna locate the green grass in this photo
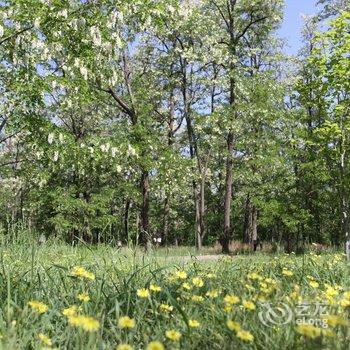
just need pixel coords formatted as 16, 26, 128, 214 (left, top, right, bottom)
0, 242, 349, 349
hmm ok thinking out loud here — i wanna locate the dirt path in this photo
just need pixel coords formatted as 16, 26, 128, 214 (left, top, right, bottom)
158, 254, 228, 263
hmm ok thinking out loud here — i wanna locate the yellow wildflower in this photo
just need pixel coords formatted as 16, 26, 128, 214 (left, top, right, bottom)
323, 315, 349, 327
227, 320, 241, 331
175, 271, 187, 279
206, 290, 219, 298
150, 284, 162, 292
339, 298, 350, 308
28, 300, 48, 314
242, 300, 256, 311
224, 304, 233, 313
324, 286, 339, 298
137, 288, 150, 298
321, 329, 336, 338
182, 282, 192, 290
147, 341, 164, 350
224, 294, 240, 305
68, 315, 100, 332
192, 277, 204, 287
309, 280, 319, 289
38, 333, 52, 346
282, 269, 293, 277
62, 305, 79, 317
116, 344, 134, 350
191, 295, 204, 302
77, 292, 90, 302
71, 266, 95, 281
118, 316, 136, 329
236, 330, 254, 342
188, 319, 200, 328
165, 329, 182, 341
343, 291, 350, 299
159, 304, 173, 313
247, 272, 261, 280
296, 324, 322, 339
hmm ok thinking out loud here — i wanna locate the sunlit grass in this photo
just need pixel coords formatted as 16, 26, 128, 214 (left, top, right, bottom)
0, 243, 349, 349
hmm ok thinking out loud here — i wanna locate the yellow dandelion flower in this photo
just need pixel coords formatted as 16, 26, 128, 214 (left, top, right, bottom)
28, 300, 49, 314
227, 320, 241, 331
147, 341, 164, 350
191, 295, 204, 302
68, 315, 100, 332
188, 319, 200, 328
224, 304, 233, 313
282, 269, 293, 277
321, 329, 336, 338
247, 272, 261, 280
71, 266, 95, 281
242, 300, 256, 311
62, 305, 79, 317
38, 333, 52, 346
165, 329, 182, 341
118, 316, 136, 329
77, 292, 90, 302
309, 280, 319, 289
296, 324, 322, 339
343, 291, 350, 299
116, 344, 134, 350
322, 315, 349, 327
175, 271, 187, 279
236, 330, 254, 342
182, 282, 192, 290
206, 290, 219, 298
324, 286, 339, 298
137, 288, 150, 298
192, 277, 204, 287
159, 304, 173, 313
339, 298, 350, 308
150, 284, 162, 292
224, 294, 240, 305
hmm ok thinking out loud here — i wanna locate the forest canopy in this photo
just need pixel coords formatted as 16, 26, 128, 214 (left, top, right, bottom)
0, 0, 349, 255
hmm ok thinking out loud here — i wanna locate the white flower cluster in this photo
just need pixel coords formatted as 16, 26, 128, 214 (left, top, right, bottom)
90, 26, 102, 47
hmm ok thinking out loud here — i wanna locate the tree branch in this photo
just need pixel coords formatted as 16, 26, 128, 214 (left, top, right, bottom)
235, 16, 268, 43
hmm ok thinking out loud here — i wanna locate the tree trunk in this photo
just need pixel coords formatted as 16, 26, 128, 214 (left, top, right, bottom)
243, 196, 251, 243
340, 150, 350, 260
220, 131, 234, 254
140, 170, 150, 249
194, 182, 202, 250
163, 197, 170, 245
199, 176, 205, 245
162, 91, 175, 246
124, 199, 130, 244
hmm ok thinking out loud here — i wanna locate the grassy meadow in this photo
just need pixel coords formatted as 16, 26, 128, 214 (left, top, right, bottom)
0, 243, 349, 350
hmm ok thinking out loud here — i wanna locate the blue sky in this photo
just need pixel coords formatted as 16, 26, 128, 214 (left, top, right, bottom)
279, 0, 318, 54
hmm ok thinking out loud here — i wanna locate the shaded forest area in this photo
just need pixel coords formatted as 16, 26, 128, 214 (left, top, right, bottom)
0, 0, 349, 255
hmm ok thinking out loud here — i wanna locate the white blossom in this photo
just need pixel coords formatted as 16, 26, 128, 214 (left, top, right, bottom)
48, 133, 54, 144
80, 66, 88, 80
90, 26, 102, 46
53, 151, 59, 162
